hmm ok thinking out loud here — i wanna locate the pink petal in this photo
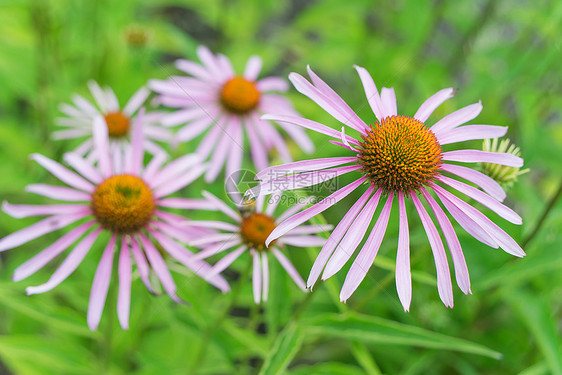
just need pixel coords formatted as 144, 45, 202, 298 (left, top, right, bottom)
190, 233, 238, 247
442, 150, 523, 167
128, 108, 145, 176
138, 233, 185, 304
63, 153, 103, 184
437, 175, 522, 224
261, 114, 360, 145
421, 188, 471, 295
256, 157, 357, 181
92, 116, 113, 177
275, 196, 317, 223
201, 191, 241, 222
246, 116, 269, 172
31, 154, 94, 192
196, 46, 226, 81
52, 129, 90, 140
226, 117, 243, 181
244, 56, 263, 81
281, 235, 327, 248
285, 224, 333, 236
340, 194, 393, 302
306, 66, 368, 132
396, 191, 411, 311
153, 164, 206, 198
161, 107, 206, 127
13, 221, 95, 281
26, 227, 102, 295
204, 245, 247, 282
151, 219, 203, 244
430, 101, 482, 134
353, 65, 385, 122
290, 70, 366, 133
157, 198, 216, 211
174, 59, 213, 81
25, 184, 90, 202
252, 250, 262, 303
430, 185, 499, 248
72, 94, 99, 117
266, 177, 367, 246
322, 190, 382, 280
275, 120, 315, 154
143, 152, 168, 182
381, 87, 397, 116
149, 229, 230, 292
440, 163, 506, 202
123, 87, 150, 116
411, 193, 454, 308
117, 237, 132, 329
260, 252, 269, 301
254, 114, 292, 163
129, 235, 154, 293
307, 187, 374, 288
251, 165, 361, 197
205, 120, 233, 183
0, 213, 89, 252
176, 114, 218, 143
431, 184, 525, 257
196, 121, 224, 160
414, 88, 455, 122
190, 239, 241, 261
2, 202, 88, 218
183, 220, 238, 232
257, 77, 289, 92
437, 125, 508, 145
151, 154, 200, 189
272, 248, 306, 291
216, 54, 235, 77
87, 234, 116, 330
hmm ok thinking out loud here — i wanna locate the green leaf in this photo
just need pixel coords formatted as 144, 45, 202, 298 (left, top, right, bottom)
508, 292, 562, 375
304, 312, 502, 359
259, 322, 303, 375
289, 362, 366, 375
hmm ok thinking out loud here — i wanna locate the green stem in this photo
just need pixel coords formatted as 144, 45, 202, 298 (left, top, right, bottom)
522, 178, 562, 247
188, 257, 252, 374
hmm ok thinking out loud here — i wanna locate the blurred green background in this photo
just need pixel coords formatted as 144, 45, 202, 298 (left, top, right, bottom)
0, 0, 561, 374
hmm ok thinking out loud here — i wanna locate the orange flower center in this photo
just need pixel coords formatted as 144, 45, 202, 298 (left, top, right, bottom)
104, 112, 130, 138
220, 77, 260, 114
91, 175, 154, 233
358, 115, 442, 193
240, 213, 276, 250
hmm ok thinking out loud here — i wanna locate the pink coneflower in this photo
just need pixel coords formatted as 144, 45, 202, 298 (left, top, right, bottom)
0, 112, 228, 330
148, 46, 314, 182
251, 66, 525, 310
185, 191, 331, 303
56, 81, 171, 167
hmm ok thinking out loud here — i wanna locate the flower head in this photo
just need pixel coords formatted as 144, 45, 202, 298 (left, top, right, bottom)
480, 138, 529, 188
149, 46, 314, 182
56, 81, 171, 167
0, 112, 229, 330
252, 66, 526, 310
185, 191, 331, 303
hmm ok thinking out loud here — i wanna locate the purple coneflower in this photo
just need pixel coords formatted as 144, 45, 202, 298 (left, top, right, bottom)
149, 46, 314, 182
251, 66, 525, 310
185, 191, 331, 303
0, 112, 228, 330
56, 81, 171, 167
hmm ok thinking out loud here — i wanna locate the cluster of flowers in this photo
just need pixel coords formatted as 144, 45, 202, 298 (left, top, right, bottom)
0, 46, 525, 330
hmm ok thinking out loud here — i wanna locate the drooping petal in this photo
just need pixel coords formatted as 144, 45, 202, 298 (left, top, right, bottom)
129, 235, 154, 293
252, 249, 262, 303
395, 191, 411, 311
275, 196, 317, 224
24, 184, 90, 202
340, 194, 393, 302
436, 125, 508, 145
266, 177, 367, 246
226, 116, 243, 180
205, 118, 233, 182
411, 193, 454, 308
246, 116, 269, 172
0, 213, 89, 252
421, 188, 471, 295
117, 236, 132, 329
26, 227, 102, 295
12, 221, 95, 281
261, 252, 270, 301
31, 154, 94, 192
204, 245, 247, 282
189, 239, 242, 261
272, 248, 306, 291
256, 157, 357, 181
285, 224, 334, 236
87, 234, 116, 330
307, 186, 374, 288
322, 190, 382, 280
2, 202, 88, 218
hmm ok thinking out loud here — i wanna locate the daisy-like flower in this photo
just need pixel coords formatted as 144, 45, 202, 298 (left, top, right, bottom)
185, 191, 331, 303
250, 66, 525, 310
56, 81, 171, 168
0, 112, 229, 330
148, 46, 314, 182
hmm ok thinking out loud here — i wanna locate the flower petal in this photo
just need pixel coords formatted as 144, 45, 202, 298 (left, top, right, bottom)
437, 125, 508, 145
123, 87, 150, 116
381, 87, 397, 116
430, 101, 482, 134
396, 191, 411, 311
117, 236, 132, 329
244, 56, 263, 81
414, 88, 455, 122
87, 234, 116, 330
353, 65, 385, 122
440, 163, 506, 202
31, 154, 94, 192
25, 184, 90, 202
442, 150, 523, 167
272, 248, 306, 291
92, 116, 113, 177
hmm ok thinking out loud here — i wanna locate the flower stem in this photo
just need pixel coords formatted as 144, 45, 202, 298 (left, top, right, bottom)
522, 178, 562, 247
